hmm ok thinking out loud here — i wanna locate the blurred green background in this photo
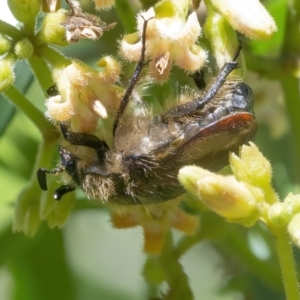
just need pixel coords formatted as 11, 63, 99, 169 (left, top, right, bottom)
1, 0, 300, 299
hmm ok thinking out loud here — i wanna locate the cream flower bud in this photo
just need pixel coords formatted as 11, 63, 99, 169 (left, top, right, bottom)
179, 166, 261, 226
178, 165, 212, 198
211, 0, 277, 39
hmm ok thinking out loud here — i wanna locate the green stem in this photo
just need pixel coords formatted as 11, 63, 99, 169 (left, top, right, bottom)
3, 86, 57, 140
160, 232, 193, 300
271, 226, 300, 300
175, 226, 204, 257
0, 20, 23, 40
28, 55, 54, 96
35, 45, 71, 68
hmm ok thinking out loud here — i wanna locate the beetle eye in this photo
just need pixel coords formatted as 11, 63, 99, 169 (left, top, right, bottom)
65, 160, 77, 174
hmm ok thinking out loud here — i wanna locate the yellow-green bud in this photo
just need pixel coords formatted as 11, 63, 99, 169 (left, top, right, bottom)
8, 0, 41, 24
40, 9, 68, 46
268, 202, 291, 227
288, 213, 300, 248
14, 38, 33, 59
284, 193, 300, 215
178, 165, 212, 199
0, 59, 15, 92
230, 142, 272, 189
0, 34, 12, 55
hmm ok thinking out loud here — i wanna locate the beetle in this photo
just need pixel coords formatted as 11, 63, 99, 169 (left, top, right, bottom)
37, 18, 258, 205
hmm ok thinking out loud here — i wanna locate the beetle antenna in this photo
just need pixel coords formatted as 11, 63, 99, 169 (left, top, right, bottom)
113, 16, 154, 136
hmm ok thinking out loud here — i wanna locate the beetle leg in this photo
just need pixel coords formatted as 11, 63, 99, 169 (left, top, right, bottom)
161, 47, 242, 122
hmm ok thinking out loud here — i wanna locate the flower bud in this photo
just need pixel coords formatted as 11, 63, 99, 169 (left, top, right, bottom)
285, 193, 300, 215
39, 9, 68, 46
8, 0, 41, 24
229, 142, 272, 189
0, 59, 15, 92
178, 165, 212, 199
14, 38, 33, 59
211, 0, 277, 40
179, 166, 261, 226
288, 213, 300, 248
0, 34, 12, 55
268, 202, 291, 227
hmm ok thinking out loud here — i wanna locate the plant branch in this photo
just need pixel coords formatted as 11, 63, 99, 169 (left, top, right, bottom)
0, 20, 23, 40
28, 55, 54, 96
271, 226, 300, 300
3, 86, 57, 140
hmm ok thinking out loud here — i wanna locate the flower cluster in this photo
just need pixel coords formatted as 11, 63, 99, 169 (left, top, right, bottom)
179, 142, 300, 251
5, 0, 279, 252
